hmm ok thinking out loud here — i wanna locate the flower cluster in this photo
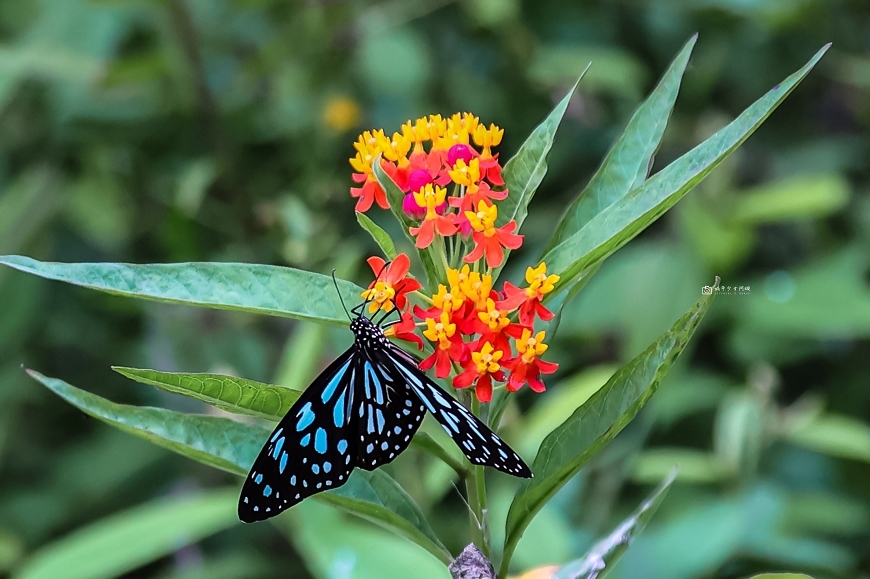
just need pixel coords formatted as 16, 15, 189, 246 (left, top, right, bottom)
350, 113, 520, 269
362, 257, 560, 403
352, 114, 560, 403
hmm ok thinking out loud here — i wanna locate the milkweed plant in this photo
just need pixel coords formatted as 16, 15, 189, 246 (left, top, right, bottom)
3, 37, 828, 579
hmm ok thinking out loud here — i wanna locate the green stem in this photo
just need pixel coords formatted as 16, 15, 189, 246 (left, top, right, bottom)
465, 394, 490, 558
437, 237, 450, 275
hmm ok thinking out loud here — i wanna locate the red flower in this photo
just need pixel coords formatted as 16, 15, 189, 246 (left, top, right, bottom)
497, 263, 560, 326
505, 329, 557, 393
420, 312, 467, 378
464, 202, 523, 269
384, 311, 423, 350
453, 341, 506, 403
361, 253, 421, 313
408, 185, 458, 248
350, 178, 389, 213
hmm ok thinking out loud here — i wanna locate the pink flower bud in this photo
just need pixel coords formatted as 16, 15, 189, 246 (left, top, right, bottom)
403, 193, 426, 219
448, 144, 474, 166
406, 169, 432, 193
435, 201, 448, 215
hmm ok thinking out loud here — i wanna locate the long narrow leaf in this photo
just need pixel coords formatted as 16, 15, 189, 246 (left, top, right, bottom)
112, 367, 301, 421
499, 282, 716, 576
546, 35, 696, 253
15, 489, 240, 579
542, 45, 829, 292
356, 212, 399, 260
498, 67, 588, 230
0, 256, 362, 326
553, 468, 678, 579
26, 371, 451, 564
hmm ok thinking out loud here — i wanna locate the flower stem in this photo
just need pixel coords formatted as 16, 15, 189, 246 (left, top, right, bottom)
465, 394, 490, 558
438, 237, 451, 273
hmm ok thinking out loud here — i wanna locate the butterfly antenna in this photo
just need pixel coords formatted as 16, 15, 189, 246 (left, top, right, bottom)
332, 270, 352, 321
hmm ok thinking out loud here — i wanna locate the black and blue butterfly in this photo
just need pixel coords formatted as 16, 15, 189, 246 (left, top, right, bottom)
238, 277, 532, 523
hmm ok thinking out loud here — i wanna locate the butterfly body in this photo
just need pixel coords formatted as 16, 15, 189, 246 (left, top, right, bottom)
239, 314, 531, 523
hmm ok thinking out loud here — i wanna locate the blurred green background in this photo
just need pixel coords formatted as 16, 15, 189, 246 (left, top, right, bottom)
1, 0, 869, 578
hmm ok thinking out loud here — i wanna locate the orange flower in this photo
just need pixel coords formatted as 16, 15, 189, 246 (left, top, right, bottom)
420, 312, 467, 378
498, 262, 559, 325
473, 298, 514, 352
349, 130, 391, 212
409, 184, 458, 248
360, 254, 421, 313
464, 202, 523, 269
505, 329, 557, 393
453, 341, 506, 403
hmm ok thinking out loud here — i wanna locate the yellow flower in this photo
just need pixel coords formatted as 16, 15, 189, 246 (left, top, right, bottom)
472, 341, 503, 374
423, 312, 456, 349
466, 201, 498, 236
412, 184, 448, 220
477, 298, 510, 332
473, 123, 503, 158
516, 329, 549, 363
349, 129, 385, 175
322, 96, 361, 132
524, 263, 560, 298
462, 271, 493, 309
431, 284, 465, 314
377, 130, 412, 166
448, 158, 481, 187
360, 281, 396, 313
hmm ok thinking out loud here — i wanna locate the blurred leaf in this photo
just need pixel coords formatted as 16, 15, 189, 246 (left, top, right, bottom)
547, 35, 697, 253
112, 367, 301, 421
373, 156, 442, 289
175, 159, 217, 217
678, 195, 756, 272
409, 432, 467, 477
498, 69, 585, 231
783, 413, 870, 463
737, 248, 870, 338
0, 256, 362, 327
284, 500, 450, 579
357, 27, 431, 97
0, 169, 60, 256
630, 448, 728, 484
357, 212, 399, 260
500, 284, 715, 576
0, 529, 23, 572
26, 371, 451, 563
744, 575, 813, 579
15, 488, 239, 579
529, 45, 648, 100
273, 321, 329, 393
553, 468, 678, 579
520, 365, 615, 457
154, 554, 274, 579
728, 173, 850, 225
543, 45, 830, 292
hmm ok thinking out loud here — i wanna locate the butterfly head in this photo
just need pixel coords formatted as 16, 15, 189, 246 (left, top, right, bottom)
349, 314, 389, 347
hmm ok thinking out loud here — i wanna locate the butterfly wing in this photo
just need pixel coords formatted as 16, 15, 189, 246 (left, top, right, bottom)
383, 344, 532, 478
354, 347, 426, 470
238, 348, 359, 522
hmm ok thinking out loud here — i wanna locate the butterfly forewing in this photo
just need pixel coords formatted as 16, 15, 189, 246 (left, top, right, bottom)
384, 344, 533, 478
238, 349, 358, 523
354, 350, 426, 470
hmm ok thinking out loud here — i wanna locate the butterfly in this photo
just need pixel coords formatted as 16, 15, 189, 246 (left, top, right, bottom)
238, 278, 532, 523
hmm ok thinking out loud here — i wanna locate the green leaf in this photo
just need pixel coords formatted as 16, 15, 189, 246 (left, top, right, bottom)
372, 157, 443, 289
728, 173, 850, 225
356, 211, 399, 260
26, 371, 451, 564
409, 432, 468, 478
545, 35, 697, 254
498, 67, 587, 230
499, 283, 716, 577
112, 367, 300, 421
15, 489, 239, 579
744, 575, 814, 579
0, 256, 362, 327
782, 414, 870, 463
553, 468, 678, 579
542, 44, 830, 292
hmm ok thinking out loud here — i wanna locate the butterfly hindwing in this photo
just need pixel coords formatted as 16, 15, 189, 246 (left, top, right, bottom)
384, 344, 533, 478
354, 350, 426, 470
238, 349, 358, 522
